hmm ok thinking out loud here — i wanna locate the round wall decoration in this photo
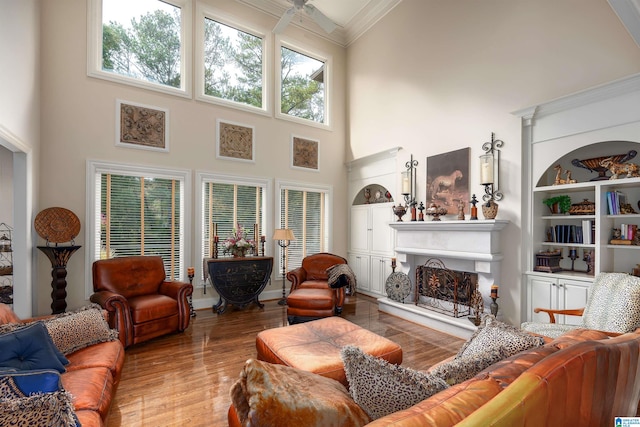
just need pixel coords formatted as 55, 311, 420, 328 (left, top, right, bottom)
34, 207, 81, 244
385, 272, 411, 302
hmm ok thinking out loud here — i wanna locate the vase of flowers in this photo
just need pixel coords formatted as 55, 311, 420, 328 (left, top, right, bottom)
222, 223, 256, 258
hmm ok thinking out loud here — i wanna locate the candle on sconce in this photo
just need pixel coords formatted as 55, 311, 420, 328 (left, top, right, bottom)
402, 176, 410, 194
391, 257, 397, 267
480, 154, 494, 185
187, 267, 195, 277
491, 285, 499, 299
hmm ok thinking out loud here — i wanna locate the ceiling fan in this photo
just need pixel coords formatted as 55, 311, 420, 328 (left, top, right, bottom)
273, 0, 338, 34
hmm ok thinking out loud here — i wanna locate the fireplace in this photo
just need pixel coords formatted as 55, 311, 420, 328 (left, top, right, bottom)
415, 258, 477, 318
383, 220, 509, 338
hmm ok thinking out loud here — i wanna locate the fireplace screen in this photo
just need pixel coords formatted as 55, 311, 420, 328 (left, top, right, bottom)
415, 258, 477, 318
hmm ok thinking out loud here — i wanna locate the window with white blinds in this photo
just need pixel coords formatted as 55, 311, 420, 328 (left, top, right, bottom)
278, 182, 331, 275
198, 173, 268, 271
87, 161, 188, 283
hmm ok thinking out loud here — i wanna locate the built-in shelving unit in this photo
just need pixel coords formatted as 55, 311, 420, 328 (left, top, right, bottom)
515, 72, 640, 325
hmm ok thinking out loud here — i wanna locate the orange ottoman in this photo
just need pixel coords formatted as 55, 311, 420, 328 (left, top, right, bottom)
286, 287, 335, 324
255, 316, 403, 386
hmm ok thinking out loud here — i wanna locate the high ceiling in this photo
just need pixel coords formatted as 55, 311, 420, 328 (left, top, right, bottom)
237, 0, 401, 47
238, 1, 640, 50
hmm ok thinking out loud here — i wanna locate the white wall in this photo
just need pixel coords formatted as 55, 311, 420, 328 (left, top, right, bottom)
0, 0, 41, 317
38, 0, 347, 313
346, 0, 640, 325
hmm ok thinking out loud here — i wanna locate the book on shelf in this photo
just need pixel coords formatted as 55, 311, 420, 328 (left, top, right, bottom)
581, 219, 592, 245
606, 190, 628, 215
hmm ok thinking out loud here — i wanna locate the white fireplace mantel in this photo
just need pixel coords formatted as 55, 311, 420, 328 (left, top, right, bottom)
381, 219, 510, 338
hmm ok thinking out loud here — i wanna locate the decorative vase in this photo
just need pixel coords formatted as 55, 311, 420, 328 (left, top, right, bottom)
482, 200, 499, 219
232, 248, 247, 258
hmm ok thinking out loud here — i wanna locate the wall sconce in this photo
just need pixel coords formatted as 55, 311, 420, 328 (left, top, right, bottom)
402, 154, 419, 207
480, 132, 504, 203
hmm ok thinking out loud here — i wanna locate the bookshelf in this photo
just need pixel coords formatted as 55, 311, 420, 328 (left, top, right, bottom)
515, 73, 640, 325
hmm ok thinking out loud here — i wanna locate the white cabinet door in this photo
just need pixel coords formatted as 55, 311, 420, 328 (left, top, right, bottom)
527, 275, 557, 323
370, 205, 394, 254
348, 253, 370, 292
527, 274, 590, 325
370, 256, 393, 296
349, 206, 370, 253
557, 279, 590, 325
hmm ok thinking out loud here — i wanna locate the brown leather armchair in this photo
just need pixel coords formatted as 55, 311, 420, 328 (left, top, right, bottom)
90, 255, 193, 348
286, 253, 348, 323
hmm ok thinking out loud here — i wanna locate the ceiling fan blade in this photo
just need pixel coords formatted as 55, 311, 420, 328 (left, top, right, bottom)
273, 7, 296, 34
303, 4, 338, 34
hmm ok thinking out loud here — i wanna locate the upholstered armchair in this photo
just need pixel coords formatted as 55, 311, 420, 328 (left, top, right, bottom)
521, 272, 640, 338
90, 255, 193, 348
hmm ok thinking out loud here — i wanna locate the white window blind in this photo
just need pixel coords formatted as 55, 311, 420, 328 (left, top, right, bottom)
201, 180, 265, 260
279, 186, 328, 273
97, 173, 184, 280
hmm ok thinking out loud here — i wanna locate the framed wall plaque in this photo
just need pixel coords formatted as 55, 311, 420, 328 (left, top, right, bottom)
216, 119, 255, 163
116, 99, 169, 152
291, 135, 319, 171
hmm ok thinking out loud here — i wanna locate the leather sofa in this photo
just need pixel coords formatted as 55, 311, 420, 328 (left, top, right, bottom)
0, 303, 125, 427
91, 255, 193, 347
286, 252, 347, 322
229, 328, 640, 426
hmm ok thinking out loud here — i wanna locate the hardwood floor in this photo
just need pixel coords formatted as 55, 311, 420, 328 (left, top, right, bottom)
106, 295, 464, 426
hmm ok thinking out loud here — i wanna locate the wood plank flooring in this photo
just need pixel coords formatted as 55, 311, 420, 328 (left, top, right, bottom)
106, 295, 464, 426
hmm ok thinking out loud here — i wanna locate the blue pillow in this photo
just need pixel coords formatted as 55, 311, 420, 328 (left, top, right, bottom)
0, 323, 67, 373
0, 369, 62, 396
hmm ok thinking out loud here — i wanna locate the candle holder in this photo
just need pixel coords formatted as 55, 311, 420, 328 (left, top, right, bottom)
260, 236, 266, 256
402, 154, 419, 209
568, 247, 578, 271
470, 194, 479, 220
391, 258, 397, 272
480, 132, 504, 204
490, 296, 499, 317
187, 268, 196, 318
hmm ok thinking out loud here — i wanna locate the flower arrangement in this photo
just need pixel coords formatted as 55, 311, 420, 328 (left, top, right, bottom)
222, 223, 256, 257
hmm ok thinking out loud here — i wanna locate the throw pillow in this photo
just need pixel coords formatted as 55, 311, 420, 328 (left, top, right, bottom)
230, 358, 370, 427
0, 370, 78, 427
0, 321, 69, 367
429, 347, 507, 386
456, 315, 545, 360
341, 345, 449, 420
44, 304, 119, 355
0, 322, 67, 373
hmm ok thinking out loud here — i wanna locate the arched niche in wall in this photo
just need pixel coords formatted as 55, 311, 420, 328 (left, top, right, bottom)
352, 184, 395, 205
536, 140, 640, 187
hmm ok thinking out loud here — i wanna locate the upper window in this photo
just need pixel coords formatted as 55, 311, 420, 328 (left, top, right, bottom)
86, 161, 191, 297
196, 172, 270, 282
87, 0, 192, 97
276, 40, 330, 128
197, 6, 268, 114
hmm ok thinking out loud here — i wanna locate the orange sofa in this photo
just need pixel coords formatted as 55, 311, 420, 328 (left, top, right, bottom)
0, 303, 125, 427
229, 328, 640, 426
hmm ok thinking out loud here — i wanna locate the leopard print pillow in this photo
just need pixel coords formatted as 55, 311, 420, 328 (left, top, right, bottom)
44, 304, 119, 355
457, 315, 544, 359
430, 347, 507, 385
341, 345, 449, 420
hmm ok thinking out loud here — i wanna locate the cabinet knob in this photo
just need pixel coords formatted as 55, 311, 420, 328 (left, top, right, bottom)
558, 283, 564, 288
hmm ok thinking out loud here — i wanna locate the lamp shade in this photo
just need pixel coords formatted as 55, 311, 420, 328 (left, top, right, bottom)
273, 229, 295, 241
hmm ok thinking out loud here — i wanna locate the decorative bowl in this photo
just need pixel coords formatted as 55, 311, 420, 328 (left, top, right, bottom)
571, 150, 637, 181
